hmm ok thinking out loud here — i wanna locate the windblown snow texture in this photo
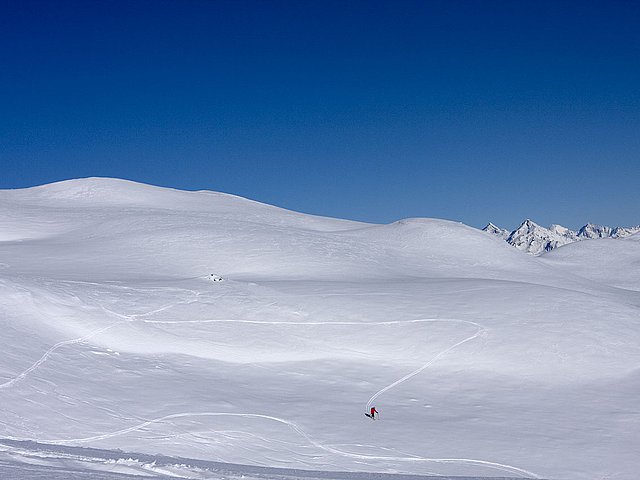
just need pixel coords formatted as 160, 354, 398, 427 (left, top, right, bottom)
1, 178, 638, 480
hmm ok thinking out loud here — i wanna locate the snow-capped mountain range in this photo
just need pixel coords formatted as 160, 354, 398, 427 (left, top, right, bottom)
484, 219, 640, 255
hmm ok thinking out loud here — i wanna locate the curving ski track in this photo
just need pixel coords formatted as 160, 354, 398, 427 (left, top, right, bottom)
0, 290, 202, 390
30, 412, 539, 478
0, 282, 539, 479
132, 316, 486, 412
0, 321, 127, 390
364, 320, 485, 410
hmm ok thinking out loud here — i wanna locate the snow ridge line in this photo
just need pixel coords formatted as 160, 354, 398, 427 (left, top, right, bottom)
31, 412, 539, 479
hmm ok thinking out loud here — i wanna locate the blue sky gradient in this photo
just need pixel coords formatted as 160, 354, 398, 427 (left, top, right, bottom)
1, 0, 639, 230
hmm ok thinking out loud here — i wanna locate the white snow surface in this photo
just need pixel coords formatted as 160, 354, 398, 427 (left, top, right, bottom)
541, 232, 640, 292
1, 178, 639, 480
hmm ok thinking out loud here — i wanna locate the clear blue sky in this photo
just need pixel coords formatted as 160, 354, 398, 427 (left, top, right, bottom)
1, 0, 639, 230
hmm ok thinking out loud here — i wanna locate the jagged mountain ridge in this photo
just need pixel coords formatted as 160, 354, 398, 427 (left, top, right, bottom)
483, 222, 510, 239
484, 219, 640, 255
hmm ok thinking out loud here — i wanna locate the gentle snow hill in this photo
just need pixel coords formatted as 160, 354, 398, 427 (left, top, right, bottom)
1, 178, 562, 283
0, 178, 639, 480
541, 232, 640, 291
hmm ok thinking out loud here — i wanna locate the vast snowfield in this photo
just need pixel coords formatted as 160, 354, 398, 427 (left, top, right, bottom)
1, 178, 638, 480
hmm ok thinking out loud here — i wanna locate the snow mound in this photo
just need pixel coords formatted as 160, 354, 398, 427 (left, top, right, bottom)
541, 232, 640, 291
0, 179, 638, 480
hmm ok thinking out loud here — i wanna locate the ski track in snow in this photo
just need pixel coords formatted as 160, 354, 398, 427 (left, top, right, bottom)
132, 316, 486, 413
20, 412, 538, 479
0, 287, 202, 391
0, 321, 127, 391
364, 321, 485, 410
0, 282, 538, 479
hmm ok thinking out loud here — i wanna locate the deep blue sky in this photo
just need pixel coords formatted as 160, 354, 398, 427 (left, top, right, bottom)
1, 0, 639, 230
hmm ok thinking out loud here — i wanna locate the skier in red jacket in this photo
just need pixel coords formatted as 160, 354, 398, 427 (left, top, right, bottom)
369, 406, 378, 419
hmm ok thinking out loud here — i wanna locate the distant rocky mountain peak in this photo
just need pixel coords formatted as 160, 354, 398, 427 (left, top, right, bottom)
577, 223, 613, 239
483, 220, 640, 255
483, 222, 510, 239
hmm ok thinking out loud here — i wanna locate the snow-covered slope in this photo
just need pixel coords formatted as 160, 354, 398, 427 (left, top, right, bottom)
541, 232, 640, 291
1, 178, 639, 480
485, 219, 640, 255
